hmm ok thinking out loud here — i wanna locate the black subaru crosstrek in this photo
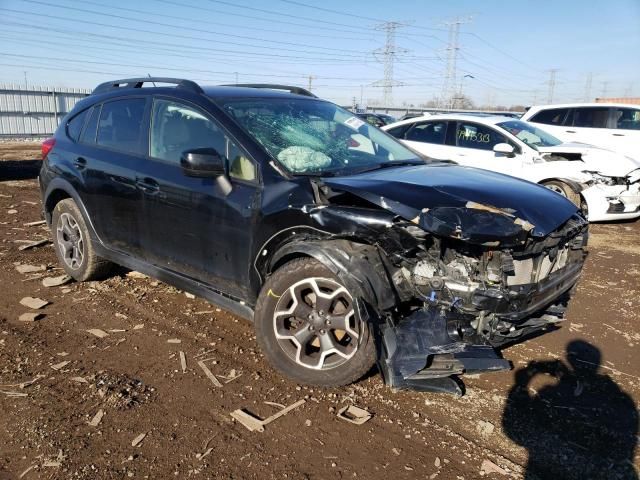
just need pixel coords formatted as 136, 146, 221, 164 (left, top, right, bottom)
40, 78, 588, 394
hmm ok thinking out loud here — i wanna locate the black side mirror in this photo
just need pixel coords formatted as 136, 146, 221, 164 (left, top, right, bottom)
180, 148, 225, 177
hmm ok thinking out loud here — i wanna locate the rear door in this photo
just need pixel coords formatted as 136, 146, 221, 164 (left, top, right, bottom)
136, 97, 260, 299
564, 106, 611, 146
525, 107, 571, 140
76, 97, 149, 258
400, 120, 451, 159
609, 107, 640, 160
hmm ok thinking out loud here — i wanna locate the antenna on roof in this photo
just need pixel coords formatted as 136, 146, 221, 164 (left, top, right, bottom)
147, 73, 156, 87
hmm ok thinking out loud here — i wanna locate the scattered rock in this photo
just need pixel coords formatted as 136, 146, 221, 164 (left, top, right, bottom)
133, 324, 144, 330
70, 376, 88, 384
477, 420, 495, 436
435, 457, 441, 468
19, 312, 45, 322
7, 209, 18, 214
19, 297, 49, 309
392, 447, 401, 456
42, 274, 72, 287
184, 292, 195, 299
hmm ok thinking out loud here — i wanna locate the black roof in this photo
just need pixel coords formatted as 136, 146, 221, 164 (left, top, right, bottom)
202, 85, 317, 100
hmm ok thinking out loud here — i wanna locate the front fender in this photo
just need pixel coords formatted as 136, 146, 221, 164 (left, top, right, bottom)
270, 239, 397, 312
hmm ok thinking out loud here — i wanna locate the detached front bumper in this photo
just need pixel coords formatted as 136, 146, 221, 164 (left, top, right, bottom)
582, 182, 640, 221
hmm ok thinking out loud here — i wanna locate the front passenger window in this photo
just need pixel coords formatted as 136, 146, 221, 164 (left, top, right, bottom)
150, 99, 226, 164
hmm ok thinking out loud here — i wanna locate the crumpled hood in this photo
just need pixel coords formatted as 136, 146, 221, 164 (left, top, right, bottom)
323, 163, 580, 243
538, 143, 640, 177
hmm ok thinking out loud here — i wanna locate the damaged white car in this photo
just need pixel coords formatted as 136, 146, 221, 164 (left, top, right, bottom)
383, 115, 640, 221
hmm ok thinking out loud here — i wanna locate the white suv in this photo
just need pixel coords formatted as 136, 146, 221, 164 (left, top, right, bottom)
521, 103, 640, 161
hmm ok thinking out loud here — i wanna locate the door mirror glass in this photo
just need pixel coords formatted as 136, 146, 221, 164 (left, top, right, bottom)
493, 143, 515, 155
181, 148, 225, 177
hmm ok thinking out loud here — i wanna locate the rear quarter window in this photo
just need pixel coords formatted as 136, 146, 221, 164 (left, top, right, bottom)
66, 109, 89, 142
530, 108, 570, 126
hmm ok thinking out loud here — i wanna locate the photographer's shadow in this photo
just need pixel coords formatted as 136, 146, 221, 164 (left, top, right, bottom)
502, 340, 638, 480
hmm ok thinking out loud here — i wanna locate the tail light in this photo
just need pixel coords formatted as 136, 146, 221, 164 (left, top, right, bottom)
41, 137, 56, 159
348, 138, 360, 148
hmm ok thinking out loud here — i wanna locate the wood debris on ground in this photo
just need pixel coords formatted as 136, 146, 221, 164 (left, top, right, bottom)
131, 432, 147, 447
197, 360, 223, 388
15, 264, 46, 274
51, 361, 70, 371
88, 409, 105, 427
23, 220, 46, 227
480, 459, 508, 475
167, 338, 181, 344
19, 297, 49, 309
230, 399, 306, 432
179, 351, 187, 373
19, 312, 45, 322
70, 376, 88, 384
86, 328, 109, 338
17, 239, 51, 251
336, 405, 373, 425
42, 274, 72, 287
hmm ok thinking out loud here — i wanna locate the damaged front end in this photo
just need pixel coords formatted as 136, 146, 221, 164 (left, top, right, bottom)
313, 167, 589, 394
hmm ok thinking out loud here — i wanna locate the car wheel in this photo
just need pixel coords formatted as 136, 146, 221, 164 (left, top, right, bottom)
542, 180, 581, 206
254, 258, 376, 387
51, 199, 113, 282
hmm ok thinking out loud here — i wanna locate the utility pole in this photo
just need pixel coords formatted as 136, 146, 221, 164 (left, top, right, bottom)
307, 75, 315, 93
440, 16, 472, 109
584, 72, 592, 102
373, 21, 409, 107
23, 71, 28, 89
360, 84, 364, 106
624, 82, 634, 98
532, 89, 539, 105
234, 72, 239, 85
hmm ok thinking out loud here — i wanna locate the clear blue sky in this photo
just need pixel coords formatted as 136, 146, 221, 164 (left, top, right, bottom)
1, 0, 639, 107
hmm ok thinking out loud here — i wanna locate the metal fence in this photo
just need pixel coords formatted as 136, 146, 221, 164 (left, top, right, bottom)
0, 84, 91, 139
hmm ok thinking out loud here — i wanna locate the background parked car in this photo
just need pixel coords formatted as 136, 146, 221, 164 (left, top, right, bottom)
383, 114, 640, 221
521, 103, 640, 161
355, 112, 388, 127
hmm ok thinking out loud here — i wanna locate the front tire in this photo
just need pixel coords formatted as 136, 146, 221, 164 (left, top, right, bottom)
542, 180, 581, 206
51, 199, 113, 282
254, 258, 376, 387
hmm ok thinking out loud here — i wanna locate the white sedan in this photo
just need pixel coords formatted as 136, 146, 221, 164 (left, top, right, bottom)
382, 114, 640, 222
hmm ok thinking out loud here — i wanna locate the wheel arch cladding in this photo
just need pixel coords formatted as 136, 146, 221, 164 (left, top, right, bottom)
269, 239, 397, 312
44, 188, 71, 222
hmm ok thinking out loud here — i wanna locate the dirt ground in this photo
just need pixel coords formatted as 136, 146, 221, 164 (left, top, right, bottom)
0, 142, 638, 480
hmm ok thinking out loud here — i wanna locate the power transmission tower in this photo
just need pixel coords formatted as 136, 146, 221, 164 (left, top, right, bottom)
440, 16, 472, 109
373, 21, 409, 107
546, 69, 558, 103
584, 72, 592, 102
600, 81, 609, 98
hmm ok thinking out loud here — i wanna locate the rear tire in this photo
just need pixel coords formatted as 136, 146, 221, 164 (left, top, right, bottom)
51, 199, 113, 282
541, 180, 581, 206
254, 258, 376, 387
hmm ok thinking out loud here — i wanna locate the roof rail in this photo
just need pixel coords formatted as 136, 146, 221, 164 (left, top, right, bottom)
92, 77, 204, 95
220, 83, 317, 98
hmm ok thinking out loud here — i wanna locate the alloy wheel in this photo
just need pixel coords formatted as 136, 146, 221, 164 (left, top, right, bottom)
56, 212, 84, 270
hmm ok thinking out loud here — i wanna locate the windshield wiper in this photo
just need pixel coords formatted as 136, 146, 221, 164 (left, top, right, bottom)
348, 160, 425, 174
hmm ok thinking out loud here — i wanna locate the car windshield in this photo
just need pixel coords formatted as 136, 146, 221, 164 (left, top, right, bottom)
222, 98, 423, 176
496, 120, 562, 150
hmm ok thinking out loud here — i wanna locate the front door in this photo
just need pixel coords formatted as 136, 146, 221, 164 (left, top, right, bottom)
137, 97, 260, 299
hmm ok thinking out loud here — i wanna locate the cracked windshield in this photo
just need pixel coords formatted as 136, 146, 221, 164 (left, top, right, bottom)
223, 98, 421, 175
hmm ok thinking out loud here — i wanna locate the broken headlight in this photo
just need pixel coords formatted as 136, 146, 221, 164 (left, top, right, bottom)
584, 172, 623, 186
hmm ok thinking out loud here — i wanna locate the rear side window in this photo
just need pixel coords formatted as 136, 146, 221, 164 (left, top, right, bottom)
96, 98, 146, 155
405, 121, 447, 144
530, 108, 570, 125
612, 108, 640, 130
569, 107, 609, 128
455, 122, 507, 150
66, 109, 89, 142
385, 123, 412, 138
80, 105, 100, 144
